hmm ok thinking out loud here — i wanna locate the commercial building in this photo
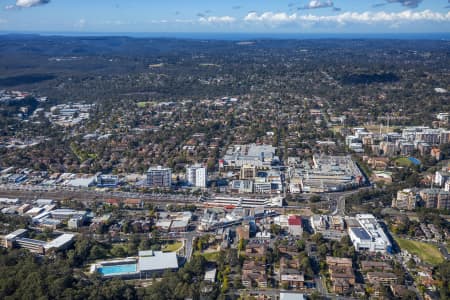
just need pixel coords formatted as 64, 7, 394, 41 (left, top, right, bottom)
240, 164, 257, 179
0, 198, 19, 205
96, 174, 119, 188
65, 176, 96, 188
310, 215, 347, 241
280, 293, 306, 300
50, 209, 87, 221
295, 155, 365, 193
230, 180, 254, 193
14, 238, 47, 254
254, 181, 272, 194
18, 204, 32, 215
68, 215, 85, 230
146, 166, 172, 188
287, 215, 303, 237
155, 211, 192, 233
3, 229, 74, 255
35, 199, 54, 207
347, 214, 392, 253
43, 234, 76, 252
3, 228, 27, 248
221, 144, 277, 169
186, 164, 207, 188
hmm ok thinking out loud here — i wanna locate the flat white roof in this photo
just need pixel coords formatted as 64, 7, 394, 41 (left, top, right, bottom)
5, 228, 27, 240
280, 293, 305, 300
171, 220, 188, 228
204, 268, 217, 281
44, 233, 75, 250
66, 176, 95, 187
138, 251, 178, 272
26, 207, 44, 214
156, 220, 172, 228
32, 211, 51, 221
0, 198, 19, 204
36, 199, 54, 206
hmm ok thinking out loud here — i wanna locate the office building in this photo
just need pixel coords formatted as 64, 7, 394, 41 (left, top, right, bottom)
96, 174, 119, 187
348, 214, 392, 253
4, 229, 74, 255
146, 166, 172, 188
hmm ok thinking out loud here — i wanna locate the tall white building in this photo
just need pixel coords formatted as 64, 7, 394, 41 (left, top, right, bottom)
147, 166, 172, 188
186, 165, 207, 188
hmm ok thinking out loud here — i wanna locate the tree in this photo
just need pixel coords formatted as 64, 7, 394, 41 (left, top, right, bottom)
310, 195, 322, 203
270, 224, 282, 235
111, 245, 127, 257
296, 239, 306, 251
221, 277, 229, 294
89, 245, 107, 260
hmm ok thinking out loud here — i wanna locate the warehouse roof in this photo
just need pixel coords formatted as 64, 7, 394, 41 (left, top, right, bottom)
138, 251, 178, 272
44, 233, 75, 250
350, 227, 371, 240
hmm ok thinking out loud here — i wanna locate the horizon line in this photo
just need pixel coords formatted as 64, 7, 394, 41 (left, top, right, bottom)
1, 31, 449, 41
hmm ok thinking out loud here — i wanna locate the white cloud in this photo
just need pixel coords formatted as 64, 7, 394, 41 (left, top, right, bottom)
5, 0, 50, 10
198, 16, 236, 24
244, 12, 297, 24
15, 0, 50, 8
244, 10, 450, 25
300, 0, 335, 10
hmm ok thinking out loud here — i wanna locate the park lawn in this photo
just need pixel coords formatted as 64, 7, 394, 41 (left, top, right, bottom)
395, 236, 444, 265
137, 101, 150, 108
162, 241, 183, 252
331, 126, 342, 134
202, 251, 221, 262
395, 157, 413, 167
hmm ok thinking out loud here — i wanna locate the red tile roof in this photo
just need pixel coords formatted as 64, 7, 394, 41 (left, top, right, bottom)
288, 215, 302, 226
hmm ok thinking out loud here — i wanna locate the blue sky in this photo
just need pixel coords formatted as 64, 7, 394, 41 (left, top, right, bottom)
0, 0, 449, 33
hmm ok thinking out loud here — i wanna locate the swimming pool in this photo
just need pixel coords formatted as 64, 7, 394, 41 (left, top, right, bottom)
98, 263, 137, 276
408, 157, 421, 165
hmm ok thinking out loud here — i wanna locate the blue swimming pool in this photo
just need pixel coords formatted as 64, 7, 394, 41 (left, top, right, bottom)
408, 157, 421, 166
98, 263, 137, 276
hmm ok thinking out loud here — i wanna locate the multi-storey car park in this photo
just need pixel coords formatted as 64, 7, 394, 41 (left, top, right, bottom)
292, 155, 366, 193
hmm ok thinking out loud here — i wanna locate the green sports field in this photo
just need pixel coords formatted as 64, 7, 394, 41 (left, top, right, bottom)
395, 236, 444, 265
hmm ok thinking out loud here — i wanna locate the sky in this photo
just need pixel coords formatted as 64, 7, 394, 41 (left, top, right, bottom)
0, 0, 449, 34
